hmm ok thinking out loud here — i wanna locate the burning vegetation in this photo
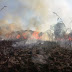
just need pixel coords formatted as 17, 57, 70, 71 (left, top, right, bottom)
0, 13, 72, 71
1, 1, 72, 72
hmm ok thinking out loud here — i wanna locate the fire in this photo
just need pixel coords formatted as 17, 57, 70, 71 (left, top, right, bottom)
69, 37, 72, 41
32, 31, 40, 39
16, 34, 21, 39
3, 30, 43, 40
22, 33, 27, 39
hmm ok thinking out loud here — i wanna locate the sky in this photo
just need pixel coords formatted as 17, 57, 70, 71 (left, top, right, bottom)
0, 0, 72, 32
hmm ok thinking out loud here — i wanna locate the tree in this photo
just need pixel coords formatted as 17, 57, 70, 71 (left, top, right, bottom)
54, 22, 66, 39
53, 12, 66, 39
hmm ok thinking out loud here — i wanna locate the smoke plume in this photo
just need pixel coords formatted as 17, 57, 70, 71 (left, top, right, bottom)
0, 0, 71, 38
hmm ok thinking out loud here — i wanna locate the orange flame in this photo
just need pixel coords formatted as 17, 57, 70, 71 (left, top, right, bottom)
22, 33, 27, 39
69, 37, 72, 41
5, 31, 43, 40
32, 31, 40, 39
16, 34, 21, 39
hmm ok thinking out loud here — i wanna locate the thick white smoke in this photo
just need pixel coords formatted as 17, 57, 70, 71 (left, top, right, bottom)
18, 0, 71, 32
0, 0, 72, 32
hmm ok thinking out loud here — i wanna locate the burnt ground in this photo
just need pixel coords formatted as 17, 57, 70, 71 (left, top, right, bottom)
0, 40, 72, 72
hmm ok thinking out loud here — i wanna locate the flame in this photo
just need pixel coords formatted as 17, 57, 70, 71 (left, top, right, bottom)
32, 31, 40, 39
2, 31, 48, 41
16, 34, 21, 39
22, 33, 27, 39
69, 37, 72, 41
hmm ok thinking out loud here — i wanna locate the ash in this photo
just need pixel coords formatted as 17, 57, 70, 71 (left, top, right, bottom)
12, 39, 44, 48
0, 40, 72, 72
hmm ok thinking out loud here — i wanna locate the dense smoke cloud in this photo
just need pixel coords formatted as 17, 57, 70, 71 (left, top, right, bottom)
0, 0, 71, 32
0, 15, 22, 35
17, 0, 71, 32
18, 0, 48, 20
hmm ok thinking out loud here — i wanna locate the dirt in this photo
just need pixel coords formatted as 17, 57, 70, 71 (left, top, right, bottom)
0, 40, 72, 72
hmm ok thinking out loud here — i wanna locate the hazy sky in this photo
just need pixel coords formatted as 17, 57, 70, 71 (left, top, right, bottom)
0, 0, 72, 32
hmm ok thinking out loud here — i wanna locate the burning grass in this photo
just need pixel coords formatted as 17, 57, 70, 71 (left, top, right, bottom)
0, 40, 72, 72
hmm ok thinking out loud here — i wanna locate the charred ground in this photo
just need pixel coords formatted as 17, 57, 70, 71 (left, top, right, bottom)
0, 40, 72, 72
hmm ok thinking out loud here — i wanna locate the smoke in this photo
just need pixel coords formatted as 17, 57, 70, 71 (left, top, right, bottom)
0, 0, 71, 38
18, 0, 48, 20
0, 15, 23, 35
17, 0, 71, 32
17, 0, 49, 31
